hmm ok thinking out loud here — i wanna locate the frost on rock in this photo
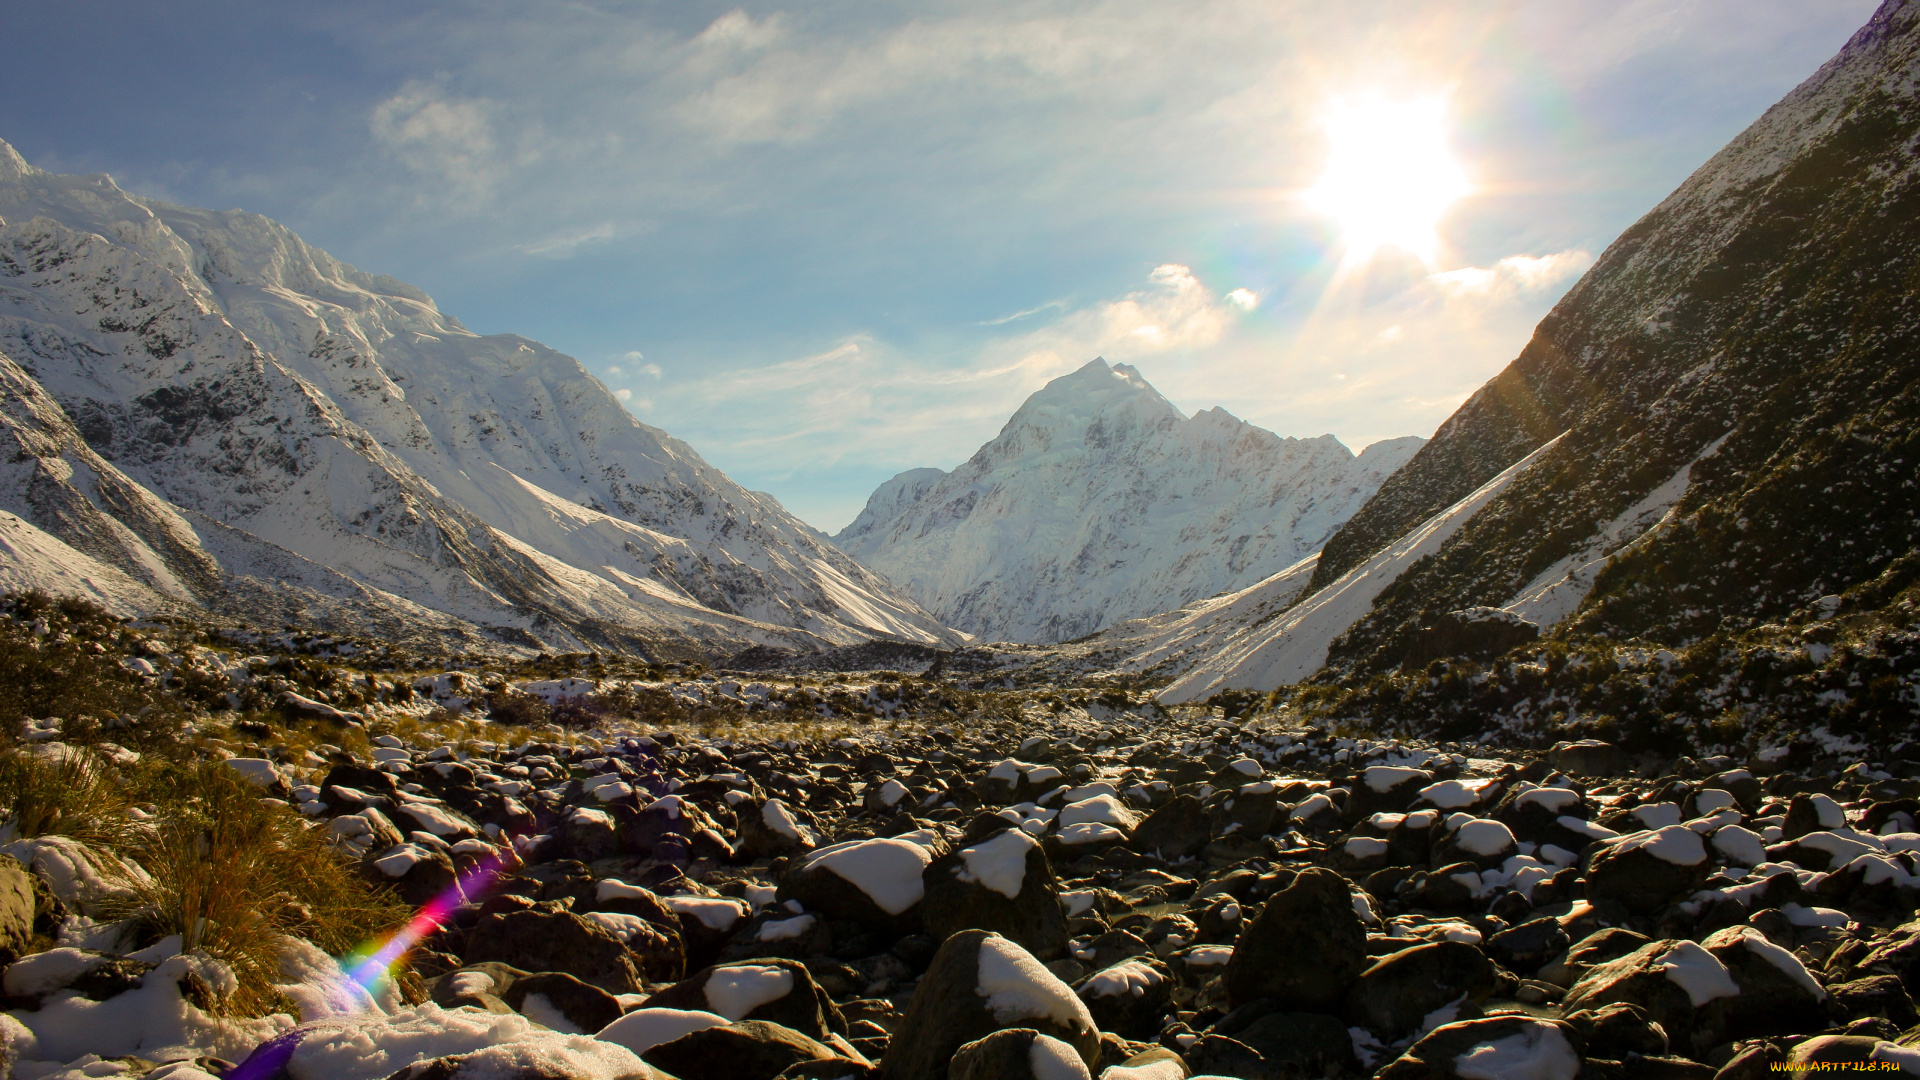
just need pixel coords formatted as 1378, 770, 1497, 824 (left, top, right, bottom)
1712, 825, 1769, 867
1454, 819, 1516, 856
1654, 941, 1741, 1007
1057, 795, 1139, 830
1612, 825, 1708, 866
395, 1030, 655, 1079
9, 953, 285, 1066
1451, 1021, 1581, 1080
957, 829, 1038, 900
755, 914, 816, 942
804, 837, 935, 915
595, 1007, 728, 1054
761, 799, 819, 847
975, 933, 1096, 1032
583, 911, 654, 944
1057, 823, 1127, 846
1365, 766, 1427, 793
1183, 946, 1233, 968
702, 965, 794, 1021
1029, 1032, 1094, 1080
0, 836, 134, 912
1734, 928, 1826, 1001
661, 895, 749, 933
1079, 961, 1166, 1000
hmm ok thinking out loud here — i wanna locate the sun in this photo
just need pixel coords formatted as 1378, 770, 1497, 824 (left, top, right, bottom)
1305, 96, 1469, 265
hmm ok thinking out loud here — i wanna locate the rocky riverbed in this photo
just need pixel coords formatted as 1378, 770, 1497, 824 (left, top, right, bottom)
7, 691, 1920, 1080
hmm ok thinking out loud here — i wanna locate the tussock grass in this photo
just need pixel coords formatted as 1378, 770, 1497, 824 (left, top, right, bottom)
102, 761, 410, 1016
0, 746, 137, 852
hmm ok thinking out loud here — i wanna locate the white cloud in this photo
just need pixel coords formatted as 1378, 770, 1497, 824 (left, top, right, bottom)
1429, 250, 1593, 300
1226, 288, 1259, 311
369, 81, 512, 206
639, 362, 663, 379
655, 263, 1261, 477
613, 387, 633, 402
519, 222, 621, 257
622, 350, 645, 361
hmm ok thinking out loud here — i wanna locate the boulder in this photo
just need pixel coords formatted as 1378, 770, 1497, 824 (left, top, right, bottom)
779, 837, 936, 931
1560, 939, 1738, 1053
1345, 940, 1496, 1041
1374, 1016, 1583, 1080
1583, 827, 1711, 914
879, 930, 1099, 1080
1546, 741, 1627, 778
1698, 925, 1829, 1042
737, 798, 824, 861
950, 1028, 1092, 1080
1223, 867, 1368, 1011
1129, 796, 1208, 861
561, 806, 622, 862
1074, 958, 1173, 1041
366, 842, 458, 908
383, 1031, 660, 1079
462, 909, 650, 994
921, 829, 1066, 959
642, 1019, 847, 1080
642, 959, 846, 1043
0, 857, 40, 964
1347, 768, 1433, 820
500, 971, 625, 1035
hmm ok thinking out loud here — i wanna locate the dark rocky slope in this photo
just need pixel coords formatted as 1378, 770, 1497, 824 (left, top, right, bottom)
1308, 0, 1920, 681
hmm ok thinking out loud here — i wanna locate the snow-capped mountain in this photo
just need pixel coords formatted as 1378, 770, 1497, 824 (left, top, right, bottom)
0, 140, 960, 655
833, 359, 1423, 643
1160, 0, 1920, 699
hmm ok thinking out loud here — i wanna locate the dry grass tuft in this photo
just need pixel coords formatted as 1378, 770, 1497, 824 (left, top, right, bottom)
104, 761, 410, 1016
0, 746, 137, 851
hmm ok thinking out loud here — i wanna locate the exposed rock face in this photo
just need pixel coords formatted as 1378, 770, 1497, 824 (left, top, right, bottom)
0, 143, 959, 653
1301, 0, 1920, 674
835, 358, 1420, 644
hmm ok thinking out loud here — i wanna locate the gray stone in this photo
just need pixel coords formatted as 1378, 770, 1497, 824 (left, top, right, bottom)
644, 1019, 846, 1080
1222, 867, 1367, 1011
879, 930, 1098, 1080
1345, 940, 1495, 1041
921, 830, 1066, 960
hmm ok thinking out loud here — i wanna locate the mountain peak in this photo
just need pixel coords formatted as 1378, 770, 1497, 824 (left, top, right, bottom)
1006, 357, 1183, 434
0, 139, 34, 182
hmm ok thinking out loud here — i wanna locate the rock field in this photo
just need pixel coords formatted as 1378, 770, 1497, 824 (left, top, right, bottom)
11, 674, 1920, 1079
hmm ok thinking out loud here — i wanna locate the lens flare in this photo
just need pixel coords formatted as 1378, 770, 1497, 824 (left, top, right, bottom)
341, 846, 517, 995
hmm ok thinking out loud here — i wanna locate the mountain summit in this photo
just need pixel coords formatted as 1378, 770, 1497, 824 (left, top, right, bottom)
834, 359, 1422, 643
0, 140, 959, 654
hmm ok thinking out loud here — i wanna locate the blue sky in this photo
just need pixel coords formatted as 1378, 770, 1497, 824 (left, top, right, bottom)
0, 0, 1880, 530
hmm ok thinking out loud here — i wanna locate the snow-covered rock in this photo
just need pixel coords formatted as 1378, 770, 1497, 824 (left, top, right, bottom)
834, 358, 1420, 643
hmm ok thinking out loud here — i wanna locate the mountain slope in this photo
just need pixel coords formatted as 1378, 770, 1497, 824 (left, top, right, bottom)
834, 358, 1422, 643
0, 140, 959, 654
1177, 0, 1920, 697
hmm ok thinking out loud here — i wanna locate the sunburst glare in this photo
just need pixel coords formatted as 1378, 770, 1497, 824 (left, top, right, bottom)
1306, 95, 1469, 266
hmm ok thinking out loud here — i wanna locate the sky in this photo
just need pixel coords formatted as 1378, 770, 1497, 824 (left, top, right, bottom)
0, 0, 1882, 531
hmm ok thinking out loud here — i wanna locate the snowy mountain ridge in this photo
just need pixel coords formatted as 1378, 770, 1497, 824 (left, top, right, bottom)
0, 140, 960, 655
834, 358, 1423, 644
